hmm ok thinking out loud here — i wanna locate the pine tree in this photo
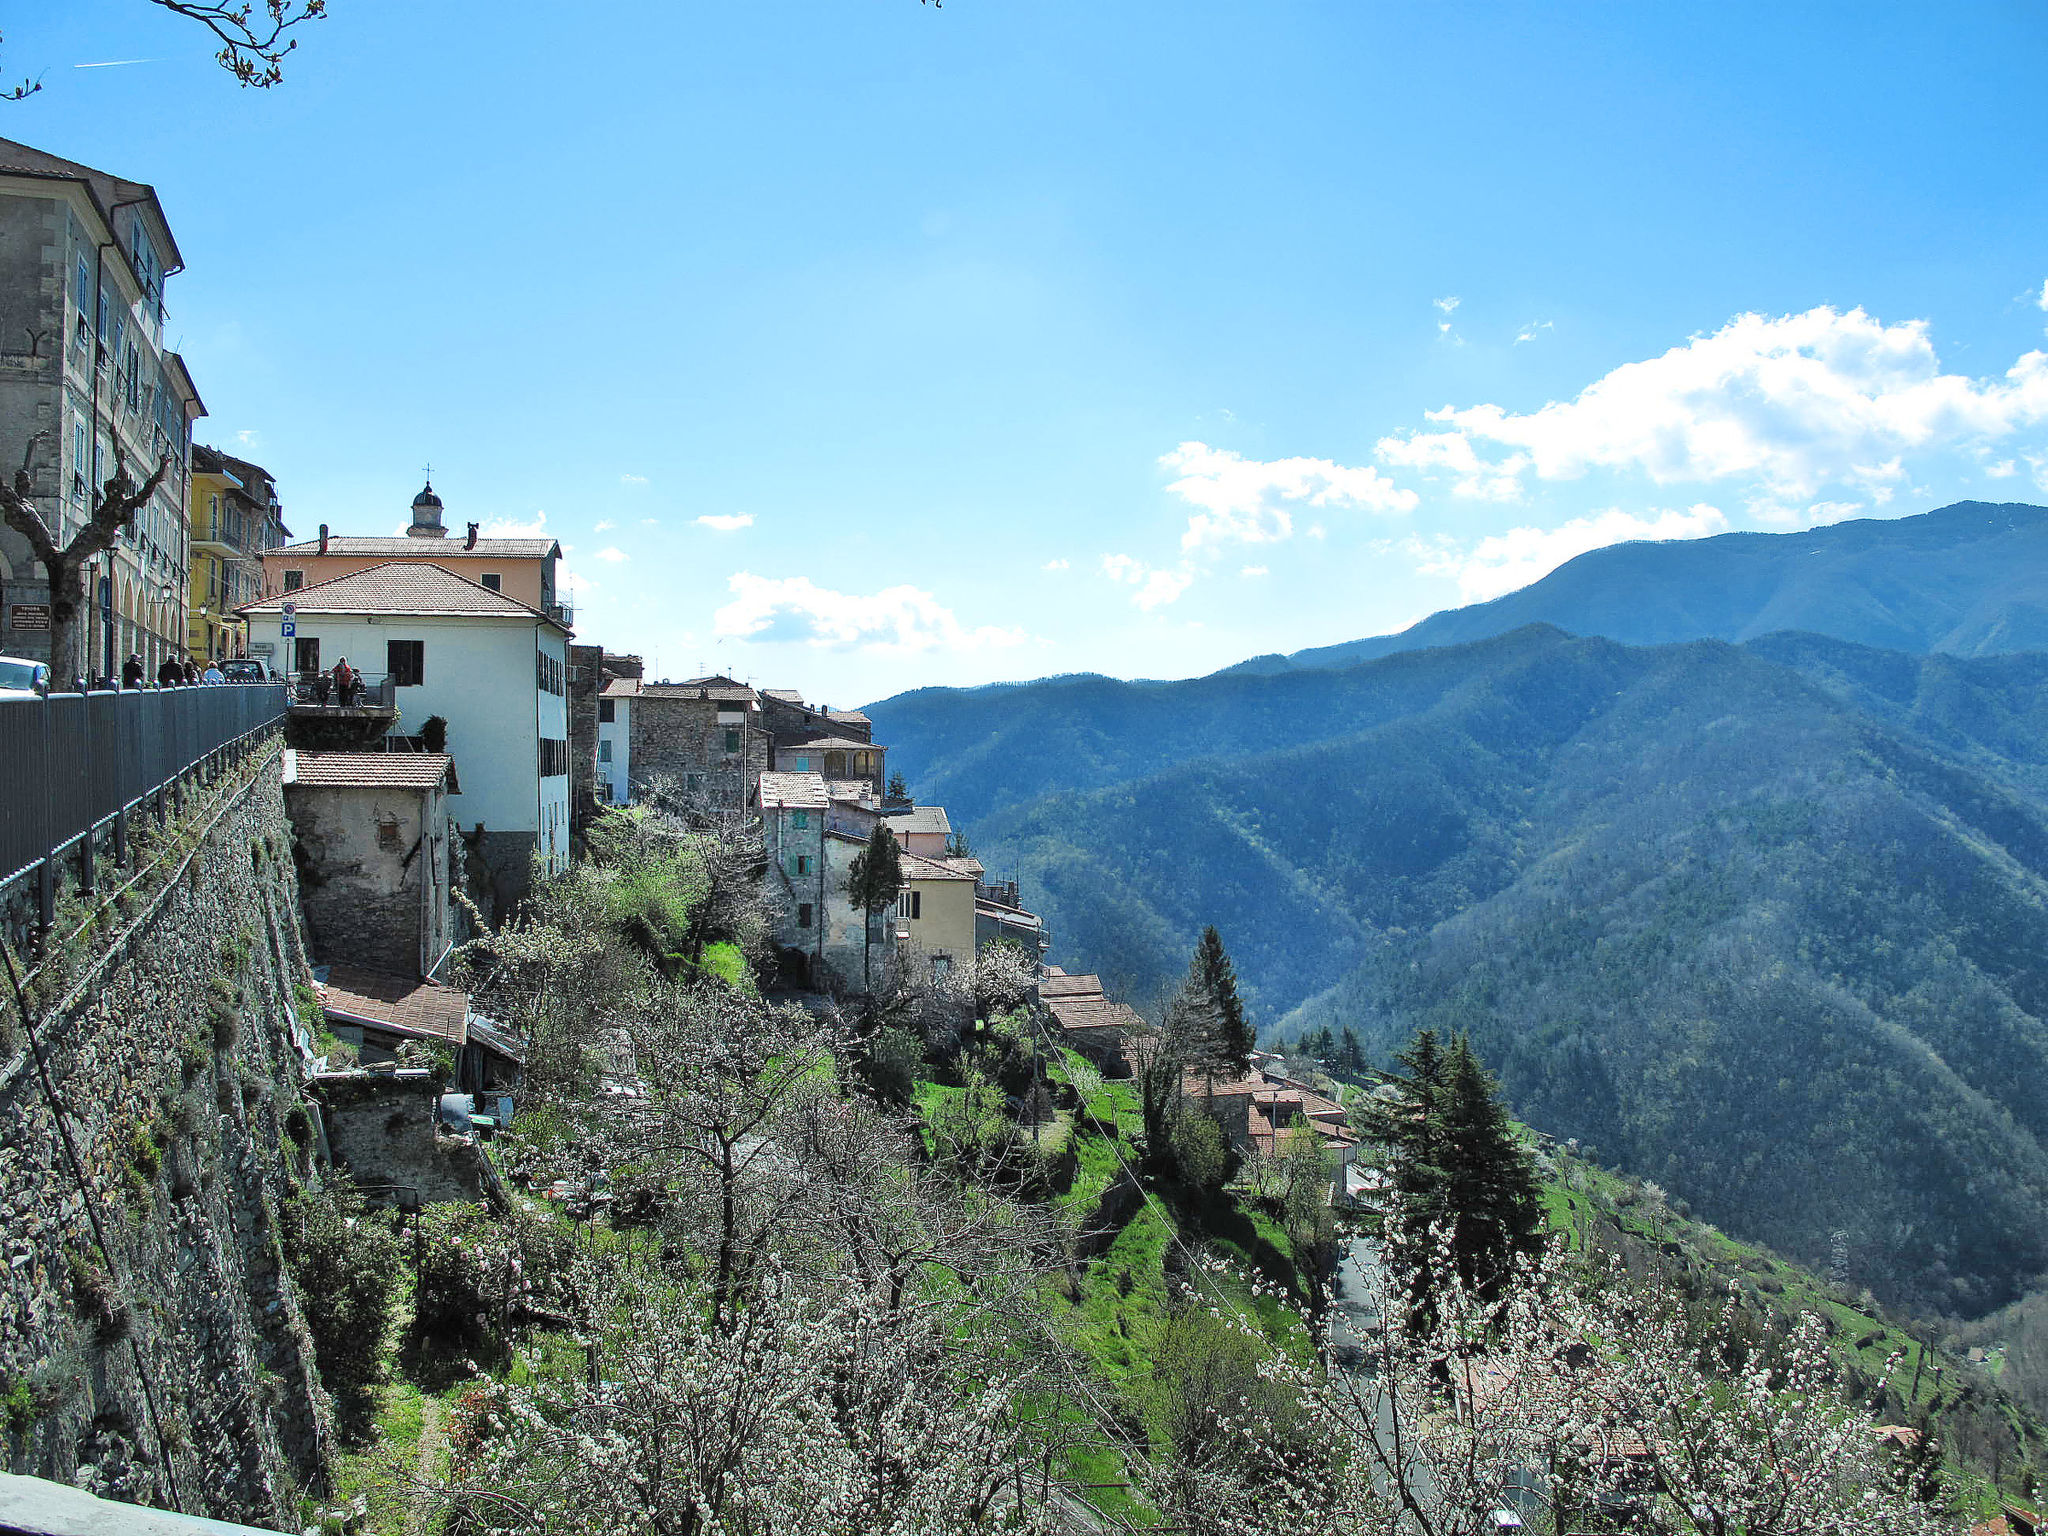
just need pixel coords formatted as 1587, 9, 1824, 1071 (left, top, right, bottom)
1194, 926, 1255, 1074
1437, 1035, 1544, 1301
1339, 1025, 1365, 1077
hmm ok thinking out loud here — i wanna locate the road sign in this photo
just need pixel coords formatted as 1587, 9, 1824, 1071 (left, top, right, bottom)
281, 620, 296, 639
282, 601, 297, 617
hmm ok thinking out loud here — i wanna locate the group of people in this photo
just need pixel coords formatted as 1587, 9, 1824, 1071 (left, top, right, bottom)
117, 651, 229, 689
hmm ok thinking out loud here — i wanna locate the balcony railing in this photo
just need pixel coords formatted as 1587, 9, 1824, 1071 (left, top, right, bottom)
287, 671, 397, 711
546, 599, 574, 628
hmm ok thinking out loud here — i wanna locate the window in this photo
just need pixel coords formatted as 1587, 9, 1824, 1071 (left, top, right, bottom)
388, 639, 425, 687
598, 740, 612, 763
282, 570, 304, 592
75, 252, 91, 322
539, 738, 569, 777
71, 420, 88, 504
790, 754, 809, 771
479, 573, 502, 592
792, 810, 808, 829
793, 854, 811, 877
598, 699, 614, 722
897, 889, 922, 920
294, 637, 320, 675
797, 903, 813, 929
725, 730, 741, 754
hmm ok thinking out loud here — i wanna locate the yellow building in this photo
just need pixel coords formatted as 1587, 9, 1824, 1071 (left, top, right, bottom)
188, 445, 287, 662
895, 850, 979, 980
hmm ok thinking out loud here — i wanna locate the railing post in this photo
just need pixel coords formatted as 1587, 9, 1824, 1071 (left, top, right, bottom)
37, 858, 54, 932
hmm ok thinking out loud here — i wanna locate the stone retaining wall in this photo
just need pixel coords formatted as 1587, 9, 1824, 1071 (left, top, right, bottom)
0, 742, 333, 1529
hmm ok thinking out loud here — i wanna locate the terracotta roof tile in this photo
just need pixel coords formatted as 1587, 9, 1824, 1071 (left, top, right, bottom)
242, 561, 552, 620
901, 850, 977, 882
1041, 973, 1106, 1000
757, 771, 829, 810
284, 750, 453, 790
881, 805, 951, 837
1049, 997, 1142, 1034
777, 735, 875, 754
320, 965, 469, 1046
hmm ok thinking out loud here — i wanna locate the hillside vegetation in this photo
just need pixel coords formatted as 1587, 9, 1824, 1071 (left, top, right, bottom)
885, 626, 2048, 1319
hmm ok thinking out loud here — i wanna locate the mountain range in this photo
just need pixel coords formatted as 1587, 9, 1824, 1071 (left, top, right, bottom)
864, 501, 2048, 1317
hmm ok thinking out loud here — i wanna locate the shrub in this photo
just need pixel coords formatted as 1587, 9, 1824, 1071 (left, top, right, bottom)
859, 1027, 922, 1106
280, 1183, 403, 1445
413, 1204, 579, 1365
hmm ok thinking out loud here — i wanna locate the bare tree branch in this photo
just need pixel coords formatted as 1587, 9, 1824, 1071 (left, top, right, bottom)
145, 0, 330, 88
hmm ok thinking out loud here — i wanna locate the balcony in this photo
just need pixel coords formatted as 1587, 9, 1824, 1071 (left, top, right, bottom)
288, 670, 397, 712
546, 599, 574, 628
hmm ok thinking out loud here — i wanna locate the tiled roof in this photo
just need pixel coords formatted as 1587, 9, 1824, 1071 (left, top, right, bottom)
757, 771, 829, 810
826, 779, 878, 807
274, 535, 559, 559
942, 855, 986, 878
0, 136, 184, 269
880, 804, 951, 837
284, 750, 453, 790
1050, 996, 1142, 1035
320, 965, 469, 1045
827, 709, 871, 726
901, 850, 977, 882
637, 678, 758, 703
763, 688, 806, 704
601, 677, 640, 698
1041, 972, 1106, 1000
776, 735, 874, 754
242, 561, 554, 622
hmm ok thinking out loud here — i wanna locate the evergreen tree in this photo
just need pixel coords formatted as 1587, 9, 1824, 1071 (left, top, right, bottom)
1194, 926, 1255, 1074
885, 769, 910, 804
1437, 1035, 1544, 1300
846, 823, 904, 994
1366, 1030, 1541, 1335
1339, 1025, 1365, 1077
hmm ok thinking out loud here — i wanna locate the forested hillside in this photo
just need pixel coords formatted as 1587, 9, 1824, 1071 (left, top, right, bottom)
1227, 499, 2048, 674
926, 628, 2048, 1318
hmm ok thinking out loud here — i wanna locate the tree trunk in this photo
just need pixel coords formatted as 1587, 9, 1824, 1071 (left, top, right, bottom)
45, 548, 86, 687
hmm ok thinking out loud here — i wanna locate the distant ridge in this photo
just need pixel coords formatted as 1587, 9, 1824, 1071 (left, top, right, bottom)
1216, 500, 2048, 675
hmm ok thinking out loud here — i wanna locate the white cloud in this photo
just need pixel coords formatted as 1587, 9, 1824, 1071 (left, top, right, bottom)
1101, 554, 1194, 611
1412, 504, 1729, 603
1987, 459, 2019, 478
593, 546, 627, 563
1240, 565, 1269, 577
1435, 295, 1464, 344
620, 473, 648, 485
563, 571, 597, 595
1514, 320, 1554, 345
593, 519, 615, 532
1377, 306, 2048, 507
1042, 558, 1070, 571
697, 514, 753, 532
641, 518, 660, 526
1160, 441, 1416, 552
2038, 279, 2048, 312
714, 574, 1027, 652
233, 428, 261, 448
480, 509, 550, 538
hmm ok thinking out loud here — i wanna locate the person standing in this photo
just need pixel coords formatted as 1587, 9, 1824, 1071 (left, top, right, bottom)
121, 653, 145, 690
202, 658, 226, 685
183, 658, 201, 686
157, 653, 183, 688
331, 655, 357, 708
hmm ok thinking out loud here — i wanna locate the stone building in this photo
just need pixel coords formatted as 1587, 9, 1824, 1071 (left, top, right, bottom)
758, 769, 896, 991
0, 136, 207, 678
604, 674, 770, 815
282, 749, 458, 980
894, 848, 977, 980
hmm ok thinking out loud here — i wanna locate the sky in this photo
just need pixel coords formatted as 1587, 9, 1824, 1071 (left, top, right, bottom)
8, 2, 2048, 705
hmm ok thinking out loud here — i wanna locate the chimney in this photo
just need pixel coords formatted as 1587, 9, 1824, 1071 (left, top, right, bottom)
318, 523, 329, 554
465, 521, 479, 550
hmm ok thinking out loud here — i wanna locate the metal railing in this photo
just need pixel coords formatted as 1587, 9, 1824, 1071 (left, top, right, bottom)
0, 682, 286, 929
287, 670, 396, 709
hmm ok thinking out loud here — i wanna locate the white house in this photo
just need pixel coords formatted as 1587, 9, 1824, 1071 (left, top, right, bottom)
243, 561, 572, 915
596, 684, 630, 806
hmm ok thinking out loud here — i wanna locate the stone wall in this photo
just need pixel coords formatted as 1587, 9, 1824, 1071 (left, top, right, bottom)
0, 741, 334, 1528
628, 697, 768, 814
287, 780, 449, 978
310, 1073, 500, 1210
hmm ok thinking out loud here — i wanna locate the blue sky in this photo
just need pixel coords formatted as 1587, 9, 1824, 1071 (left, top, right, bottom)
10, 2, 2048, 704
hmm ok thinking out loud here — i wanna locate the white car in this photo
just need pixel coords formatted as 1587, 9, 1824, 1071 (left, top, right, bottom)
0, 655, 50, 699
